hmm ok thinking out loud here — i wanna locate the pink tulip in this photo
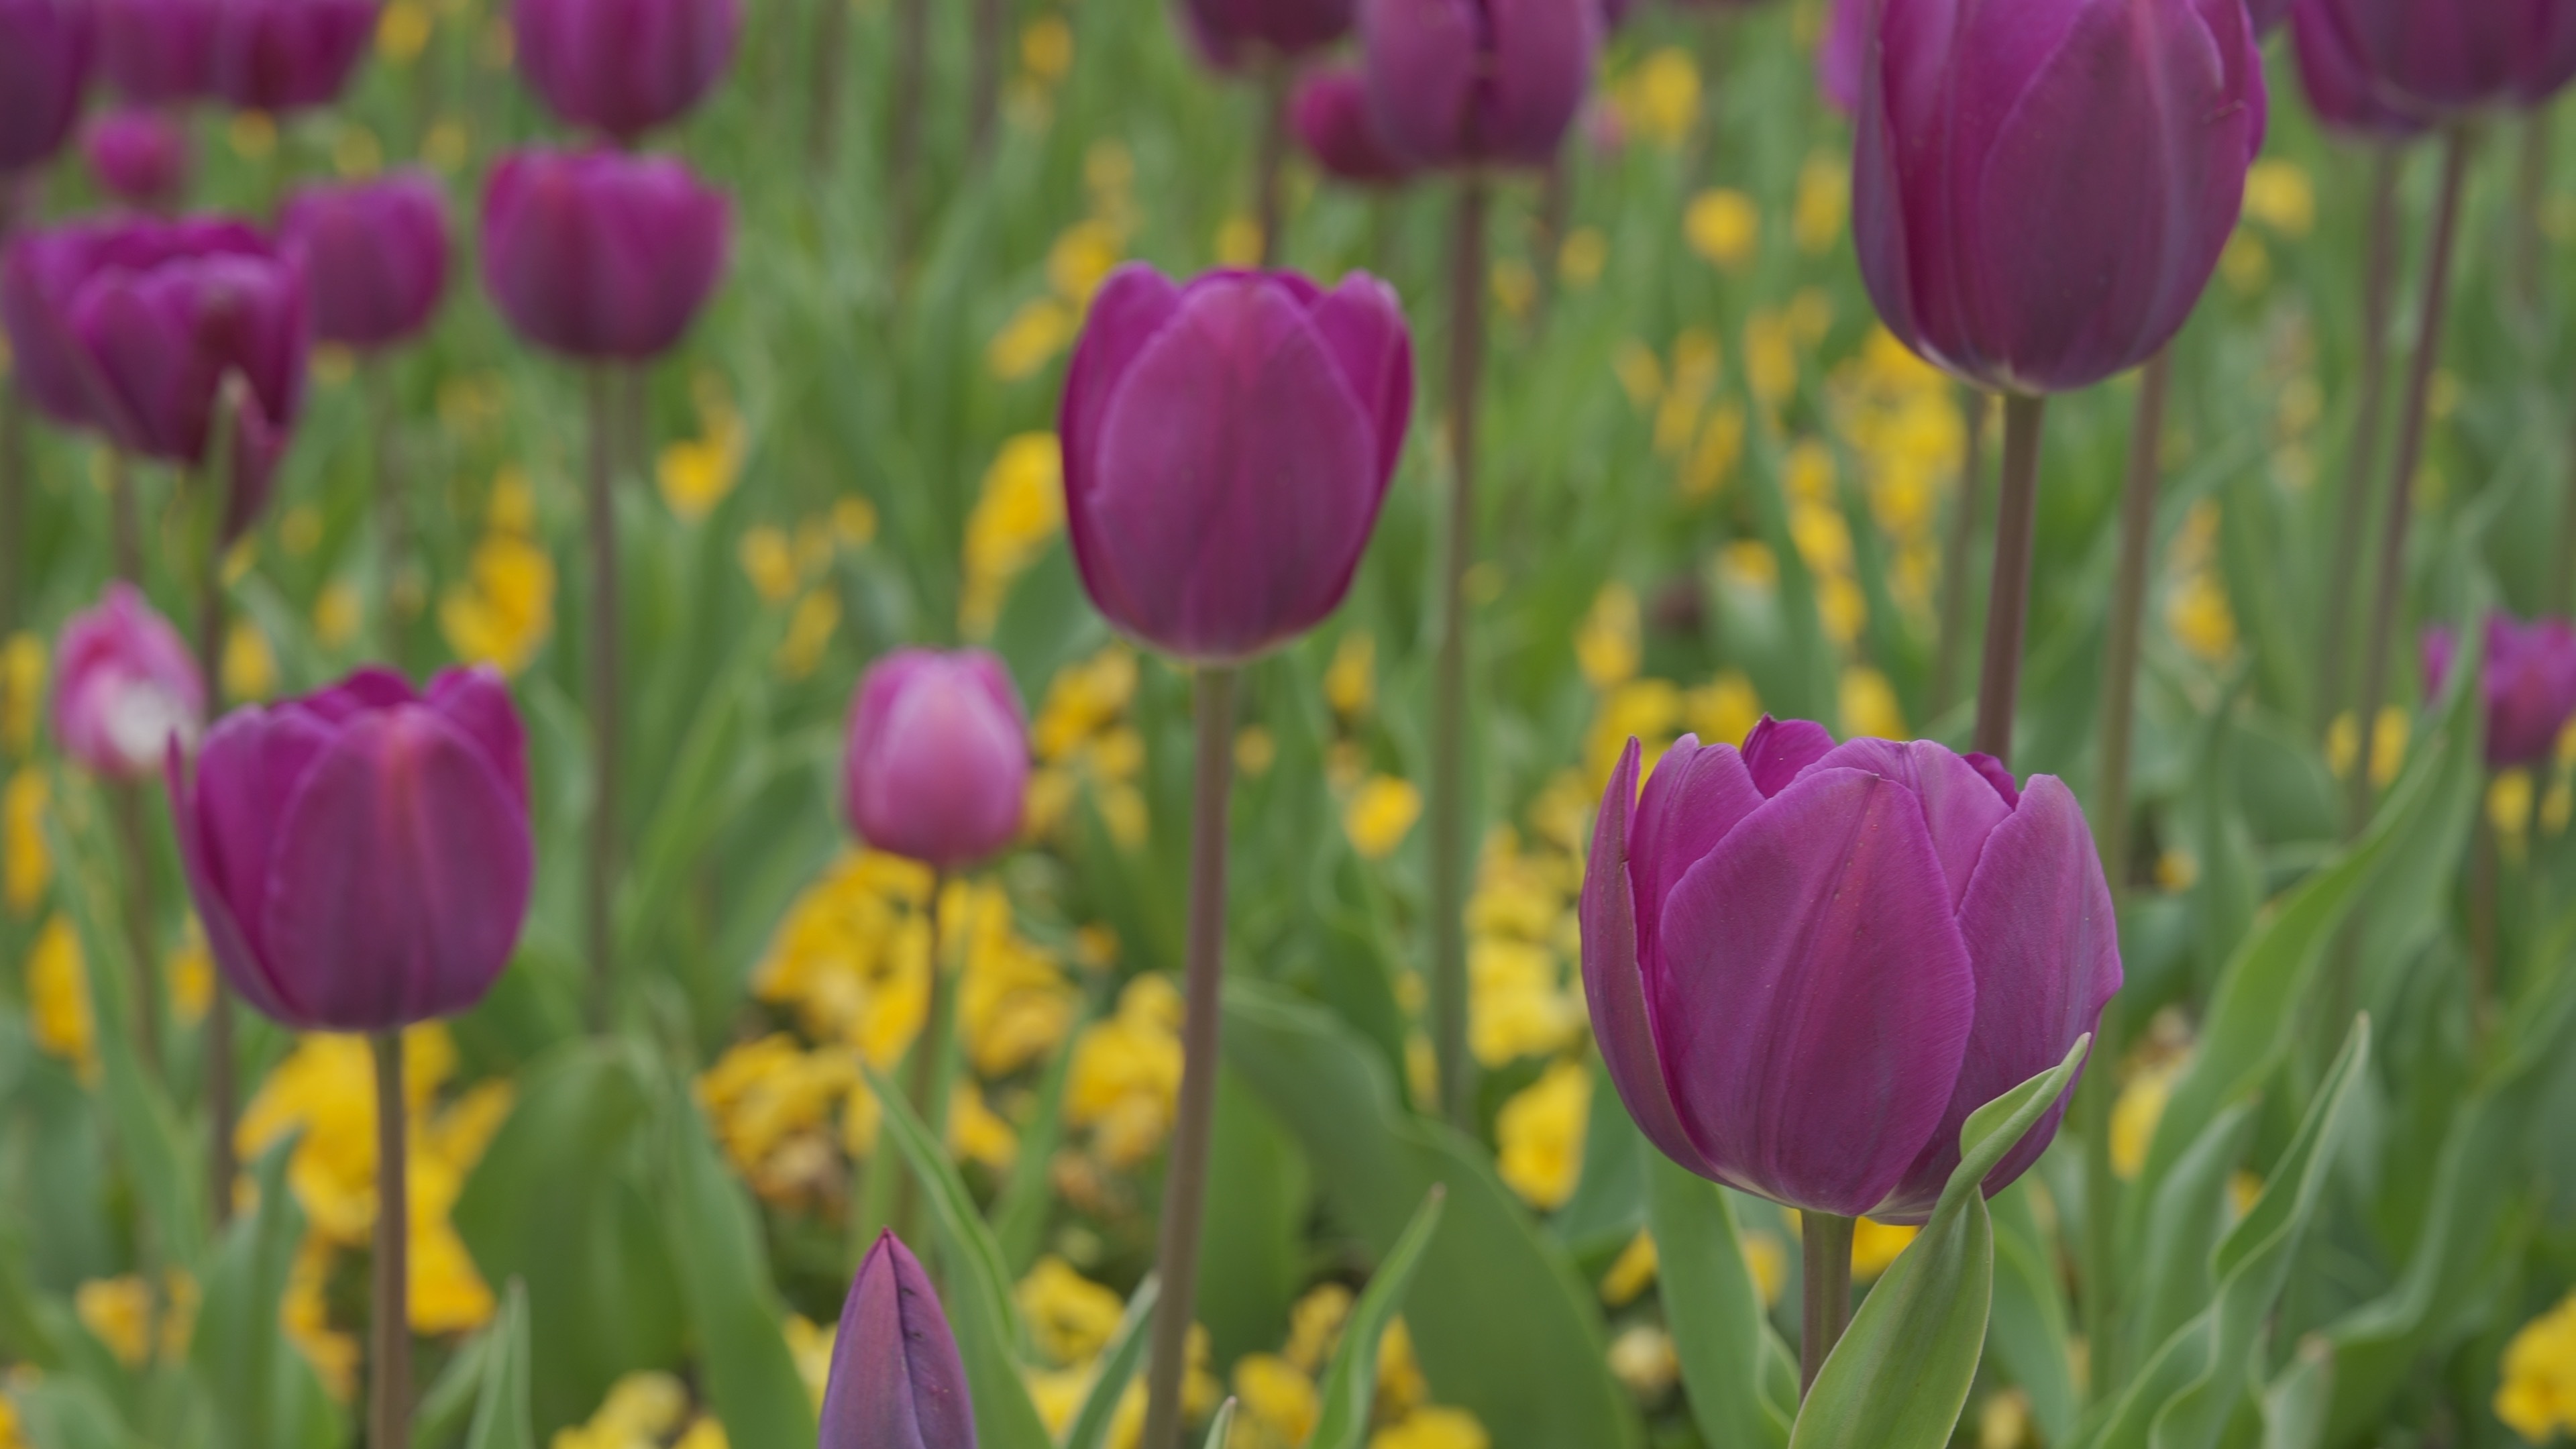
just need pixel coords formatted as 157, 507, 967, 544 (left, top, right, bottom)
843, 649, 1030, 871
51, 582, 205, 779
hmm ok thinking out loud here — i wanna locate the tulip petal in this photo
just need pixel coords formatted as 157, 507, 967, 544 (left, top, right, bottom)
1652, 766, 1976, 1216
427, 665, 531, 811
168, 739, 298, 1024
1480, 0, 1597, 162
1738, 714, 1833, 797
1362, 0, 1483, 164
821, 1232, 976, 1449
1305, 272, 1415, 490
1812, 737, 2010, 908
1876, 774, 2119, 1222
1060, 265, 1184, 636
1627, 736, 1764, 973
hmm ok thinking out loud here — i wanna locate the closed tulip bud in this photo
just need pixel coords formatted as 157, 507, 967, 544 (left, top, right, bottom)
1582, 718, 2121, 1222
1291, 66, 1417, 186
2291, 0, 2432, 138
1856, 0, 2264, 394
85, 108, 193, 210
282, 173, 449, 350
1183, 0, 1353, 71
2424, 614, 2576, 770
820, 1232, 977, 1449
480, 146, 730, 362
843, 649, 1030, 871
170, 665, 533, 1032
2306, 0, 2576, 116
0, 0, 94, 176
514, 0, 742, 140
51, 583, 205, 779
1360, 0, 1597, 169
97, 0, 215, 104
1059, 264, 1413, 663
208, 0, 374, 112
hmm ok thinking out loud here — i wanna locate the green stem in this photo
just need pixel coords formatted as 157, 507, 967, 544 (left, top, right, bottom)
1252, 58, 1291, 269
892, 867, 950, 1244
1931, 390, 1990, 721
1799, 1212, 1855, 1396
1430, 176, 1487, 1134
969, 0, 1006, 157
1973, 396, 2047, 765
888, 0, 930, 267
195, 458, 235, 1223
586, 370, 621, 1033
109, 780, 164, 1081
2318, 145, 2402, 735
370, 1030, 411, 1449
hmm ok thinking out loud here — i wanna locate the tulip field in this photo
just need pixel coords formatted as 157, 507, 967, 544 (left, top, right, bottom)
7, 0, 2576, 1443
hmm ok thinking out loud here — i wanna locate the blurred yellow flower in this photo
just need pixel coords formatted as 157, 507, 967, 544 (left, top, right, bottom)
557, 1372, 692, 1449
1231, 1352, 1320, 1449
1067, 974, 1186, 1169
1617, 48, 1700, 147
1496, 1059, 1589, 1210
1680, 402, 1745, 502
2241, 160, 2314, 238
1742, 1229, 1786, 1307
1686, 672, 1762, 749
439, 533, 556, 676
2325, 707, 2409, 789
376, 0, 430, 61
1, 631, 45, 757
1980, 1388, 2036, 1449
657, 398, 748, 524
962, 433, 1067, 639
28, 916, 95, 1080
1793, 153, 1850, 254
1558, 227, 1608, 289
168, 922, 213, 1026
1028, 646, 1148, 847
784, 1313, 835, 1410
1371, 1407, 1490, 1449
5, 769, 52, 916
1607, 1324, 1679, 1399
313, 580, 364, 649
1020, 1256, 1127, 1367
229, 111, 276, 160
1840, 665, 1905, 742
223, 621, 277, 702
2109, 1057, 2186, 1179
1851, 1218, 1919, 1281
284, 1237, 358, 1400
2498, 1289, 2576, 1442
1326, 631, 1377, 720
75, 1277, 156, 1367
1344, 776, 1424, 860
1599, 1229, 1657, 1307
774, 589, 842, 682
1022, 14, 1074, 81
990, 299, 1078, 382
333, 125, 383, 179
1576, 583, 1642, 690
1218, 217, 1267, 269
1685, 189, 1760, 272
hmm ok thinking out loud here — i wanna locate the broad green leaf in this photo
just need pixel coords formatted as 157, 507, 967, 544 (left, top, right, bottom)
412, 1322, 490, 1449
661, 1071, 819, 1449
1307, 1187, 1447, 1449
1988, 1184, 2077, 1448
11, 1373, 152, 1449
194, 1141, 343, 1449
1196, 1070, 1311, 1366
2123, 1106, 2257, 1383
1201, 1399, 1239, 1449
1060, 1276, 1158, 1449
864, 1061, 1054, 1449
1789, 1035, 2090, 1449
1644, 1148, 1794, 1449
2258, 1339, 2332, 1449
464, 1282, 535, 1449
991, 1010, 1085, 1276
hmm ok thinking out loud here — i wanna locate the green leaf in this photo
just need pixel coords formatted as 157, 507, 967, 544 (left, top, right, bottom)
1789, 1034, 2090, 1449
990, 1011, 1084, 1277
1059, 1276, 1158, 1449
411, 1321, 490, 1449
863, 1061, 1054, 1449
2258, 1338, 2332, 1449
463, 1282, 535, 1449
1643, 1149, 1794, 1449
1196, 1070, 1311, 1366
1988, 1183, 2077, 1449
660, 1070, 819, 1449
1200, 1399, 1239, 1449
1307, 1187, 1448, 1449
193, 1141, 343, 1449
2121, 1105, 2257, 1383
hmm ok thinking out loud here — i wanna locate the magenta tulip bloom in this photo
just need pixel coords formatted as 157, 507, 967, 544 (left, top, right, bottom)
1359, 0, 1597, 169
52, 583, 205, 779
170, 665, 533, 1032
97, 0, 215, 103
1854, 0, 2264, 395
843, 649, 1029, 871
1292, 66, 1417, 186
282, 173, 448, 350
1183, 0, 1354, 70
207, 0, 375, 112
2305, 0, 2576, 116
514, 0, 741, 140
1817, 0, 1864, 115
2424, 614, 2576, 770
480, 146, 729, 362
0, 0, 94, 175
1059, 264, 1413, 663
1582, 718, 2121, 1222
85, 109, 193, 209
2291, 0, 2433, 138
820, 1232, 977, 1449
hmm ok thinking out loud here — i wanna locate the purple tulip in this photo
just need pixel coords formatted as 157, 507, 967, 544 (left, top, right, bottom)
85, 108, 193, 210
1059, 264, 1413, 663
1581, 718, 2121, 1223
2424, 614, 2576, 770
51, 582, 205, 779
1358, 0, 1597, 169
0, 0, 94, 176
1817, 0, 1864, 115
2290, 0, 2434, 138
1182, 0, 1354, 70
514, 0, 741, 140
843, 649, 1030, 871
281, 173, 448, 350
480, 146, 730, 362
2306, 0, 2576, 116
97, 0, 215, 104
170, 665, 533, 1032
1291, 66, 1417, 186
1854, 0, 2265, 396
208, 0, 376, 112
820, 1232, 977, 1449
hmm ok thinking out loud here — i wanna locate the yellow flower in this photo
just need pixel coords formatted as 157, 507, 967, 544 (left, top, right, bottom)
2490, 769, 2536, 855
1679, 402, 1745, 502
332, 125, 383, 180
1684, 190, 1760, 272
1586, 678, 1683, 790
5, 769, 52, 917
28, 916, 96, 1080
1495, 1059, 1589, 1210
562, 1372, 693, 1447
739, 525, 801, 604
1326, 632, 1378, 720
1558, 228, 1608, 289
1607, 1325, 1679, 1400
2496, 1289, 2576, 1442
376, 0, 431, 61
949, 1080, 1019, 1171
698, 1034, 863, 1201
1344, 776, 1424, 860
657, 405, 747, 523
961, 434, 1067, 639
1980, 1388, 2037, 1449
834, 498, 879, 549
1721, 539, 1779, 592
313, 580, 365, 650
990, 298, 1079, 382
1067, 976, 1186, 1169
673, 1417, 728, 1449
1469, 937, 1580, 1067
1851, 1218, 1919, 1282
439, 533, 557, 676
2241, 160, 2314, 238
1230, 1353, 1320, 1449
223, 621, 278, 702
1617, 48, 1700, 147
1022, 15, 1075, 82
1741, 1230, 1786, 1308
1018, 1256, 1127, 1367
1686, 672, 1762, 749
1599, 1230, 1657, 1307
1218, 217, 1267, 269
1284, 1284, 1352, 1374
1793, 153, 1851, 254
1375, 1318, 1430, 1419
2324, 707, 2409, 789
1, 631, 45, 756
1489, 259, 1537, 321
76, 1278, 156, 1366
1576, 584, 1642, 690
1371, 1407, 1491, 1449
1839, 665, 1906, 742
2220, 233, 2269, 294
1743, 311, 1800, 411
1614, 341, 1664, 410
2109, 1057, 2186, 1179
2165, 572, 2239, 663
229, 111, 276, 160
774, 589, 842, 682
0, 1385, 27, 1449
284, 1236, 359, 1400
784, 1313, 836, 1410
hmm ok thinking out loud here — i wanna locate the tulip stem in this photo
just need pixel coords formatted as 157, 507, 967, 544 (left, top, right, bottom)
586, 370, 622, 1035
2349, 126, 2472, 840
1974, 396, 2046, 765
370, 1030, 411, 1449
1140, 665, 1238, 1449
2318, 145, 2403, 736
2513, 108, 2551, 323
2096, 352, 2168, 896
0, 394, 21, 642
109, 452, 144, 584
1253, 59, 1291, 269
889, 0, 931, 267
193, 471, 235, 1224
808, 0, 849, 166
1931, 390, 1990, 721
2553, 402, 2576, 616
893, 867, 951, 1244
1799, 1211, 1854, 1396
371, 360, 411, 663
108, 782, 164, 1081
970, 0, 1006, 157
1430, 175, 1487, 1135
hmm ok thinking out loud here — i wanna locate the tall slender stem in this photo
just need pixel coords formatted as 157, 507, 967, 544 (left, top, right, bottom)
1974, 396, 2047, 765
195, 492, 235, 1223
2553, 402, 2576, 616
109, 452, 144, 583
1430, 176, 1487, 1133
893, 867, 950, 1242
1932, 390, 1990, 720
1799, 1212, 1855, 1395
370, 1030, 411, 1449
0, 395, 21, 643
371, 360, 411, 661
2467, 812, 2498, 1032
2319, 146, 2403, 734
1139, 667, 1238, 1449
109, 782, 164, 1079
969, 0, 1006, 157
1252, 60, 1291, 268
808, 0, 849, 166
2349, 127, 2473, 838
2513, 109, 2551, 320
585, 370, 621, 1033
889, 0, 931, 266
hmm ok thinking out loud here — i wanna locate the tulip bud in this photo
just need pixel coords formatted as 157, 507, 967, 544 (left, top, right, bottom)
2424, 614, 2576, 770
2305, 0, 2576, 117
85, 108, 193, 211
514, 0, 742, 140
1582, 719, 2120, 1222
170, 665, 533, 1032
1292, 66, 1417, 186
97, 0, 215, 105
843, 649, 1030, 871
0, 0, 94, 176
820, 1232, 977, 1449
51, 583, 205, 779
2290, 0, 2433, 138
1359, 0, 1598, 169
282, 174, 449, 351
1183, 0, 1354, 71
1059, 264, 1413, 663
209, 0, 374, 112
1855, 0, 2264, 394
480, 146, 731, 362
